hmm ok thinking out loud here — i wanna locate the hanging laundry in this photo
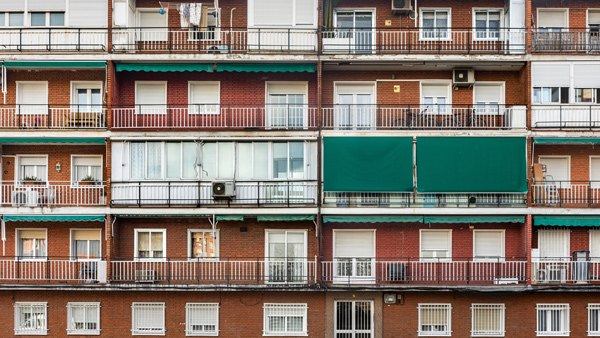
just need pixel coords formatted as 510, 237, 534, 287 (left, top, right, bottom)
199, 5, 209, 31
189, 3, 202, 26
179, 3, 190, 28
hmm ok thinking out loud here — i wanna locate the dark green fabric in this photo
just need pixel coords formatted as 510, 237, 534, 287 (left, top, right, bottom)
0, 137, 105, 144
4, 61, 106, 68
4, 215, 105, 222
534, 138, 600, 144
416, 137, 527, 193
534, 216, 600, 227
215, 215, 244, 221
323, 216, 423, 223
257, 215, 315, 221
424, 216, 525, 224
216, 63, 315, 72
323, 137, 414, 192
116, 63, 213, 72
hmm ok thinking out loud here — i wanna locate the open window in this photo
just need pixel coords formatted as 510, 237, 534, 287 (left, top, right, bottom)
187, 229, 219, 259
538, 156, 570, 183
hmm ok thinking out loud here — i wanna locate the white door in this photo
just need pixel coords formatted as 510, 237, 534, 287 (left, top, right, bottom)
335, 84, 375, 129
266, 231, 307, 283
334, 300, 374, 338
266, 83, 307, 129
334, 231, 375, 283
421, 84, 450, 115
335, 11, 373, 54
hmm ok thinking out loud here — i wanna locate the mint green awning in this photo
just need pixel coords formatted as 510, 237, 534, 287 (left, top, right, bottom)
534, 216, 600, 227
116, 63, 213, 72
424, 216, 525, 224
216, 63, 315, 73
323, 216, 423, 223
535, 138, 600, 144
215, 215, 244, 221
257, 215, 315, 222
4, 215, 105, 222
114, 214, 210, 218
324, 137, 414, 192
417, 137, 527, 193
0, 137, 105, 144
4, 61, 106, 68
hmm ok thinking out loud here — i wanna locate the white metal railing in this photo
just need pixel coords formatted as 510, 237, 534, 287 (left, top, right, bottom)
0, 29, 107, 51
532, 106, 600, 129
1, 181, 106, 207
532, 29, 600, 53
0, 258, 106, 282
323, 192, 526, 208
532, 259, 600, 284
531, 182, 600, 206
0, 106, 106, 129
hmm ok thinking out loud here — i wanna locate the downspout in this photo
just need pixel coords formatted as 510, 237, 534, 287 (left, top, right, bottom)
2, 62, 6, 104
230, 8, 236, 29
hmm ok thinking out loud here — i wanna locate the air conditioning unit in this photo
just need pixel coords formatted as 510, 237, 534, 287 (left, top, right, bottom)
387, 263, 407, 282
207, 45, 229, 54
538, 265, 567, 284
12, 190, 39, 207
452, 68, 475, 86
392, 0, 412, 13
135, 269, 157, 283
212, 181, 235, 198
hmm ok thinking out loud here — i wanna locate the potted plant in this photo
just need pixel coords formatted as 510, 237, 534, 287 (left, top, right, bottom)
22, 176, 42, 186
79, 175, 98, 186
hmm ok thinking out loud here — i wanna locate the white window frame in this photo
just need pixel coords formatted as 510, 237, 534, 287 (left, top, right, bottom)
29, 12, 65, 27
248, 0, 317, 27
537, 8, 569, 31
574, 88, 600, 104
420, 81, 452, 115
130, 141, 198, 180
538, 156, 571, 183
185, 303, 219, 336
187, 229, 219, 260
265, 81, 309, 129
14, 302, 48, 335
589, 304, 600, 336
420, 229, 452, 261
71, 155, 103, 186
67, 302, 101, 335
471, 304, 505, 337
536, 304, 570, 336
0, 12, 26, 27
236, 141, 309, 180
16, 81, 49, 115
16, 228, 48, 261
262, 303, 308, 336
472, 9, 503, 41
473, 230, 505, 261
333, 82, 377, 129
333, 300, 374, 338
532, 87, 570, 104
71, 81, 103, 107
188, 81, 220, 115
473, 82, 505, 115
590, 156, 600, 188
134, 81, 167, 115
418, 303, 452, 337
332, 229, 376, 283
419, 8, 452, 41
16, 154, 48, 183
265, 230, 309, 284
134, 229, 166, 261
591, 230, 600, 260
137, 9, 168, 41
69, 229, 102, 261
131, 302, 166, 336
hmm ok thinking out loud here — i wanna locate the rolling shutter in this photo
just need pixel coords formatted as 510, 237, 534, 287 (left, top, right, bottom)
538, 157, 569, 182
421, 231, 450, 252
68, 0, 108, 28
531, 63, 570, 87
136, 83, 166, 105
573, 64, 600, 88
334, 231, 374, 257
72, 230, 101, 241
537, 10, 567, 28
253, 0, 293, 25
473, 231, 503, 258
29, 0, 66, 11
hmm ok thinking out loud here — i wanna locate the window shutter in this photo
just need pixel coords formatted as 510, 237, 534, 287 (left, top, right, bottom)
267, 83, 307, 95
73, 156, 102, 166
531, 63, 570, 87
4, 0, 25, 10
537, 10, 567, 28
253, 0, 293, 25
334, 231, 374, 257
19, 230, 47, 239
139, 12, 167, 28
68, 0, 108, 28
539, 157, 569, 182
136, 83, 166, 105
29, 0, 66, 11
421, 231, 450, 251
592, 158, 600, 181
590, 11, 600, 25
421, 84, 449, 98
538, 230, 570, 258
189, 83, 220, 104
573, 64, 600, 88
72, 230, 100, 241
295, 0, 315, 25
591, 230, 600, 258
474, 85, 503, 103
474, 231, 503, 257
19, 157, 46, 166
18, 83, 47, 105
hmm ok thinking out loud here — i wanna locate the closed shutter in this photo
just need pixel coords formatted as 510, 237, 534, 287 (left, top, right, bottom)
139, 12, 167, 41
267, 83, 307, 95
296, 0, 316, 25
590, 230, 600, 258
253, 0, 293, 26
136, 83, 166, 105
19, 157, 46, 166
189, 83, 220, 114
421, 84, 449, 98
590, 11, 600, 25
68, 0, 108, 28
18, 83, 47, 105
334, 231, 374, 257
72, 156, 101, 166
421, 231, 450, 252
29, 0, 66, 11
538, 230, 569, 258
474, 85, 503, 103
591, 158, 600, 182
19, 230, 46, 239
539, 157, 569, 182
474, 231, 503, 258
72, 230, 101, 241
537, 10, 567, 28
531, 63, 570, 87
573, 64, 600, 88
4, 0, 25, 11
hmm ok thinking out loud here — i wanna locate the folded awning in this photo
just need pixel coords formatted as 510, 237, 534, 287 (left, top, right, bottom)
323, 216, 423, 223
4, 61, 106, 68
534, 216, 600, 227
257, 215, 315, 222
534, 138, 600, 144
116, 63, 213, 72
215, 215, 244, 221
4, 215, 105, 222
424, 216, 525, 224
0, 137, 105, 144
216, 63, 315, 73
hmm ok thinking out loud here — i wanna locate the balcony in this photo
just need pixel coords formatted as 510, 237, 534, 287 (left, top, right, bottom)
2, 181, 106, 207
0, 257, 107, 283
531, 29, 600, 53
112, 27, 318, 53
110, 257, 317, 285
0, 28, 107, 52
321, 257, 527, 285
321, 27, 526, 54
111, 105, 318, 130
532, 181, 600, 207
111, 181, 318, 207
0, 105, 106, 129
323, 192, 526, 208
532, 259, 600, 284
532, 105, 600, 129
321, 105, 525, 131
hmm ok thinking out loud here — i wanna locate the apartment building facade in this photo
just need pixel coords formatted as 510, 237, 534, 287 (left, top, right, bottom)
0, 0, 598, 336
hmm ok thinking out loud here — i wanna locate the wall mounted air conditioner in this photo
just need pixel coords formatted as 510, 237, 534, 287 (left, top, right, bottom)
538, 265, 567, 284
452, 69, 475, 86
135, 269, 157, 283
212, 181, 235, 198
392, 0, 412, 13
12, 190, 39, 207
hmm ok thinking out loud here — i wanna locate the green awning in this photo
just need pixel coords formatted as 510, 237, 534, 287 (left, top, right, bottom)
416, 137, 527, 193
257, 215, 315, 222
114, 214, 210, 218
216, 215, 244, 221
424, 216, 525, 224
4, 61, 106, 68
216, 63, 315, 73
0, 137, 105, 144
4, 215, 105, 222
534, 216, 600, 227
534, 138, 600, 144
324, 137, 413, 192
116, 63, 213, 72
323, 216, 423, 223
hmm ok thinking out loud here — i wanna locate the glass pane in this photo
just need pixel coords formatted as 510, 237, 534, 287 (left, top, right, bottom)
88, 240, 101, 258
0, 14, 5, 26
131, 142, 145, 178
254, 143, 269, 179
201, 143, 216, 178
21, 238, 34, 257
30, 13, 45, 26
75, 240, 88, 258
289, 142, 304, 179
542, 88, 551, 103
237, 143, 252, 178
9, 13, 24, 26
533, 88, 541, 104
146, 142, 162, 179
166, 143, 181, 179
551, 87, 560, 102
182, 142, 197, 179
273, 143, 288, 179
217, 142, 234, 178
49, 12, 64, 26
90, 89, 102, 111
287, 317, 303, 331
77, 89, 88, 110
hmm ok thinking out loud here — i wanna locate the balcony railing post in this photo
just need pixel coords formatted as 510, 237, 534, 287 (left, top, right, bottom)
197, 258, 200, 284
437, 258, 440, 284
167, 257, 171, 284
467, 257, 470, 284
589, 181, 593, 207
46, 259, 50, 282
288, 28, 291, 51
256, 257, 260, 284
48, 29, 52, 51
77, 28, 82, 51
138, 182, 142, 207
167, 181, 171, 207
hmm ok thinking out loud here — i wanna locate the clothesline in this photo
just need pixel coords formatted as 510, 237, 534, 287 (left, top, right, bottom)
159, 1, 217, 10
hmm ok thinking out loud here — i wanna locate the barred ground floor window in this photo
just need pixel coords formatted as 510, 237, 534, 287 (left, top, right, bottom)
14, 302, 47, 335
471, 304, 505, 337
131, 302, 165, 335
263, 303, 308, 336
186, 303, 219, 336
334, 300, 374, 338
418, 303, 452, 336
536, 304, 570, 336
67, 302, 100, 335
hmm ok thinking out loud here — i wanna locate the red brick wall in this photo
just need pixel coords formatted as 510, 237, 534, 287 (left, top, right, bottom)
533, 144, 600, 181
136, 0, 249, 28
532, 227, 594, 252
532, 0, 600, 28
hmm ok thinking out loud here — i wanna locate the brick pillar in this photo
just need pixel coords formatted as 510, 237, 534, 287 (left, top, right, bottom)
105, 214, 112, 283
526, 214, 533, 284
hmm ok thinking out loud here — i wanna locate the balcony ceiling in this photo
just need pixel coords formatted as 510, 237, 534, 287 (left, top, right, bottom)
323, 61, 525, 72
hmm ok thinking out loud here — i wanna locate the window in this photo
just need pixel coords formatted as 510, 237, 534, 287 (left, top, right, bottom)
201, 142, 234, 179
418, 304, 452, 336
537, 9, 568, 31
333, 11, 374, 54
135, 229, 165, 259
71, 230, 101, 260
263, 303, 308, 336
9, 12, 24, 26
17, 82, 48, 115
589, 304, 600, 336
132, 303, 165, 335
575, 88, 600, 103
334, 300, 373, 338
166, 142, 198, 179
538, 156, 570, 183
250, 0, 316, 26
130, 141, 197, 180
474, 10, 501, 40
590, 157, 600, 188
473, 230, 505, 261
273, 142, 304, 179
72, 83, 102, 113
30, 12, 64, 27
421, 84, 450, 114
186, 303, 219, 336
589, 11, 600, 39
333, 230, 375, 282
14, 302, 47, 335
335, 84, 375, 129
67, 302, 100, 335
471, 304, 505, 337
533, 87, 569, 104
189, 82, 220, 115
474, 84, 504, 115
138, 11, 168, 41
238, 142, 269, 179
17, 229, 47, 260
72, 156, 102, 184
267, 83, 308, 129
17, 156, 47, 182
420, 9, 450, 40
538, 229, 570, 260
590, 230, 600, 260
420, 230, 451, 260
188, 7, 220, 41
188, 230, 218, 259
135, 82, 167, 114
266, 230, 307, 283
536, 304, 570, 336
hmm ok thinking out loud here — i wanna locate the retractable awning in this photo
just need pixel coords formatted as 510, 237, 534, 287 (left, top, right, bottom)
4, 215, 105, 222
116, 63, 213, 72
4, 61, 106, 68
257, 215, 315, 221
215, 215, 244, 221
216, 63, 315, 73
424, 216, 525, 224
0, 137, 105, 144
534, 215, 600, 227
534, 138, 600, 144
323, 216, 423, 223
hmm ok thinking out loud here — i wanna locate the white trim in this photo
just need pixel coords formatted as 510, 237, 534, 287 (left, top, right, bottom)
536, 304, 570, 336
16, 81, 49, 115
332, 229, 376, 258
185, 303, 220, 337
15, 154, 49, 183
419, 8, 452, 41
131, 302, 166, 336
262, 303, 308, 336
471, 8, 504, 41
15, 228, 48, 261
70, 81, 103, 106
417, 303, 452, 337
333, 300, 374, 338
186, 228, 220, 260
590, 156, 600, 184
66, 302, 101, 335
134, 81, 167, 115
248, 0, 317, 27
69, 228, 102, 261
264, 229, 309, 284
133, 228, 166, 261
470, 303, 505, 337
588, 304, 600, 336
538, 155, 571, 183
419, 229, 452, 261
188, 81, 221, 115
472, 229, 505, 261
14, 302, 48, 336
70, 154, 103, 185
536, 8, 569, 30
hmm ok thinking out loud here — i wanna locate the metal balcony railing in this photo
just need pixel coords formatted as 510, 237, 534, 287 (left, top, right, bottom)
2, 181, 106, 207
531, 28, 600, 53
111, 105, 318, 130
111, 180, 318, 207
321, 104, 524, 130
0, 105, 106, 129
531, 105, 600, 129
321, 257, 527, 284
323, 192, 527, 208
0, 28, 107, 52
110, 257, 318, 285
532, 258, 600, 284
531, 181, 600, 206
0, 257, 106, 282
